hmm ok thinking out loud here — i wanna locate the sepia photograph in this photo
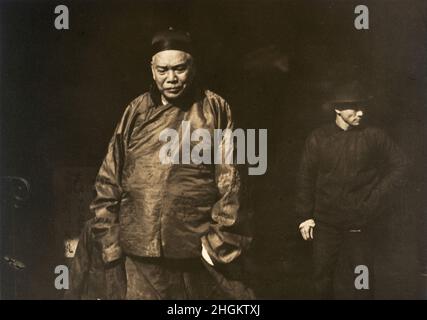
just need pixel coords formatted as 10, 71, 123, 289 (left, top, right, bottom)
0, 0, 426, 303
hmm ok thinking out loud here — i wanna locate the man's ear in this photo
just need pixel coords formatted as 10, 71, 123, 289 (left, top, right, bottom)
150, 63, 156, 81
150, 56, 157, 81
186, 54, 196, 77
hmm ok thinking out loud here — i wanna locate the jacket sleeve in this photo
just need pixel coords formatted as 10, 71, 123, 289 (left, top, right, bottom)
363, 129, 409, 222
201, 101, 253, 265
295, 132, 319, 225
90, 104, 134, 263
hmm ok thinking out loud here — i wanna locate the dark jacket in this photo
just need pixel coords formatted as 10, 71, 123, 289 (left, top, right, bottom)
296, 123, 408, 229
90, 86, 252, 264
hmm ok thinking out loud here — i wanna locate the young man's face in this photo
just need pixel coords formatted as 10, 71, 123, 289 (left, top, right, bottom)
335, 108, 365, 126
151, 50, 195, 102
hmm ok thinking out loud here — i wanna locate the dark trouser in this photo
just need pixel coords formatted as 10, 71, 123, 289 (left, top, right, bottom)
125, 255, 255, 300
313, 222, 375, 299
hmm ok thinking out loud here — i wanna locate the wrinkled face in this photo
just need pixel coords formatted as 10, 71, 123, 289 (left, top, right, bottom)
151, 50, 195, 102
335, 107, 365, 126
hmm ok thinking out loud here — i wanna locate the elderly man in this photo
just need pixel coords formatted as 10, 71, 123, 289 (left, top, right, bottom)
295, 82, 408, 299
89, 28, 253, 300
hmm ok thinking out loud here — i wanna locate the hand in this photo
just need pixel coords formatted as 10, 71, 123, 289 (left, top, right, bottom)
201, 243, 214, 266
64, 238, 79, 258
91, 222, 122, 263
299, 219, 315, 241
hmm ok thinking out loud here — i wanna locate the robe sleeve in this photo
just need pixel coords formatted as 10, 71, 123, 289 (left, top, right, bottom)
201, 100, 253, 265
89, 104, 134, 263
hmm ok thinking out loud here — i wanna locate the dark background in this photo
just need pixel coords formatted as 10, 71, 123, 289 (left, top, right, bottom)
0, 0, 426, 299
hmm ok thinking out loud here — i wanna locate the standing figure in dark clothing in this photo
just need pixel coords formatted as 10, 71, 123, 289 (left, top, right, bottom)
77, 28, 254, 300
296, 82, 408, 299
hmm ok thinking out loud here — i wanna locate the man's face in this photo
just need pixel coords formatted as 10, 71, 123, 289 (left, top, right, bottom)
335, 107, 365, 126
151, 50, 194, 102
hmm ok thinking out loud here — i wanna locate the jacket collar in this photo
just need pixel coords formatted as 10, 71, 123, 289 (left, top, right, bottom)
331, 121, 364, 133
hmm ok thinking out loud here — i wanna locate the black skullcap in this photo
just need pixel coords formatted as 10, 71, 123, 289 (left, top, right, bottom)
151, 27, 193, 56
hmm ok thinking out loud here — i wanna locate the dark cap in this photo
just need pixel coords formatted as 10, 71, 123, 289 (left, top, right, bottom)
327, 81, 373, 110
151, 27, 193, 56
